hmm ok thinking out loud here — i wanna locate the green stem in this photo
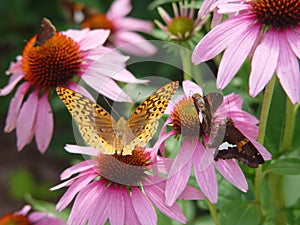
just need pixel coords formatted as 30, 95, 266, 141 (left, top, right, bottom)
254, 75, 276, 221
206, 199, 220, 225
268, 174, 286, 225
180, 49, 192, 81
281, 98, 296, 150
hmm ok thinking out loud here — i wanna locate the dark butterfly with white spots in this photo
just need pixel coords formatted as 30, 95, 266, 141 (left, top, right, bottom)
34, 18, 56, 47
192, 93, 264, 168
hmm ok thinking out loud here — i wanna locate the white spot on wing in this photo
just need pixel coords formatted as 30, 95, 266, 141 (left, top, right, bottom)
218, 142, 237, 150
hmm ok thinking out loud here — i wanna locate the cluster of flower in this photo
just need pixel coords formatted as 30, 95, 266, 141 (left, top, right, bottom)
0, 0, 299, 224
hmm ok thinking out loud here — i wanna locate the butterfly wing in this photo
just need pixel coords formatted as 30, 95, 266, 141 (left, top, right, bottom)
214, 118, 264, 168
34, 18, 56, 46
122, 81, 179, 155
56, 87, 119, 154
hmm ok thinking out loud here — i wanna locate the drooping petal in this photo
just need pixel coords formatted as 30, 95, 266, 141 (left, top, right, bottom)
34, 92, 54, 153
0, 71, 24, 96
4, 82, 31, 132
276, 31, 300, 104
132, 187, 157, 225
248, 137, 272, 161
108, 186, 125, 225
112, 31, 157, 56
286, 27, 300, 59
182, 80, 203, 96
165, 139, 195, 206
60, 159, 96, 180
178, 185, 206, 200
16, 90, 39, 151
215, 159, 248, 192
122, 188, 140, 225
192, 14, 256, 64
55, 173, 96, 211
157, 7, 172, 24
67, 82, 95, 100
197, 0, 215, 19
116, 17, 153, 32
193, 147, 218, 203
249, 29, 280, 97
64, 144, 99, 156
217, 24, 259, 89
106, 0, 132, 19
144, 183, 187, 224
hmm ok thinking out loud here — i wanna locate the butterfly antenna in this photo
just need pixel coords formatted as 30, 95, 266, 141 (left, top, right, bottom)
103, 97, 121, 118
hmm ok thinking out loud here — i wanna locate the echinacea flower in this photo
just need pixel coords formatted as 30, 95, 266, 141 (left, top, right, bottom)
155, 0, 208, 41
81, 0, 156, 56
0, 18, 144, 153
51, 145, 204, 225
192, 0, 300, 104
0, 205, 66, 225
154, 80, 271, 205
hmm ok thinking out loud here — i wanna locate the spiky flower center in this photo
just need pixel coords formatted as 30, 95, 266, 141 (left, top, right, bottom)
168, 17, 195, 40
171, 97, 201, 137
0, 213, 30, 225
81, 14, 115, 32
250, 0, 300, 29
96, 147, 151, 186
22, 33, 82, 89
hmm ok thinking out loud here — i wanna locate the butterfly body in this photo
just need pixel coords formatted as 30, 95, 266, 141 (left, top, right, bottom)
57, 81, 178, 155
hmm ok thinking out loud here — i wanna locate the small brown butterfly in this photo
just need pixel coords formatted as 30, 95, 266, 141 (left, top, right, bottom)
34, 18, 56, 47
193, 93, 264, 168
57, 81, 179, 155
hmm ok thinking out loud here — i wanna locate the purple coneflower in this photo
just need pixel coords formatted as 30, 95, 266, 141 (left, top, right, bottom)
0, 205, 65, 225
0, 18, 144, 153
192, 0, 300, 104
81, 0, 156, 56
51, 145, 204, 225
154, 80, 271, 205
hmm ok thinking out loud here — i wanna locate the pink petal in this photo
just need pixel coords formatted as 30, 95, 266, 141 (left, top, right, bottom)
217, 24, 259, 89
79, 29, 110, 50
198, 146, 216, 172
217, 2, 252, 14
67, 82, 95, 100
192, 14, 255, 64
112, 31, 157, 56
122, 188, 140, 225
249, 29, 280, 97
286, 27, 300, 59
34, 92, 54, 153
215, 159, 248, 191
144, 183, 187, 223
193, 147, 218, 203
182, 80, 203, 96
4, 82, 31, 132
116, 17, 153, 32
81, 73, 132, 102
0, 71, 24, 96
64, 145, 99, 156
178, 185, 206, 200
157, 7, 172, 24
197, 0, 215, 19
108, 186, 125, 225
132, 187, 157, 225
60, 159, 96, 180
62, 28, 89, 43
109, 68, 148, 84
276, 31, 300, 104
165, 139, 195, 206
106, 0, 131, 19
16, 90, 39, 151
90, 184, 110, 225
56, 173, 96, 211
211, 8, 223, 28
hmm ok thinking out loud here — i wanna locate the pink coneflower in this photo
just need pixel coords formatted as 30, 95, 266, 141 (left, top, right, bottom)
51, 145, 204, 225
0, 18, 144, 153
80, 0, 156, 56
0, 205, 66, 225
155, 1, 208, 41
192, 0, 300, 104
154, 80, 271, 205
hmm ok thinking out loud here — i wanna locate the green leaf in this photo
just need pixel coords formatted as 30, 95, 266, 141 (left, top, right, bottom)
264, 158, 300, 175
219, 201, 260, 225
